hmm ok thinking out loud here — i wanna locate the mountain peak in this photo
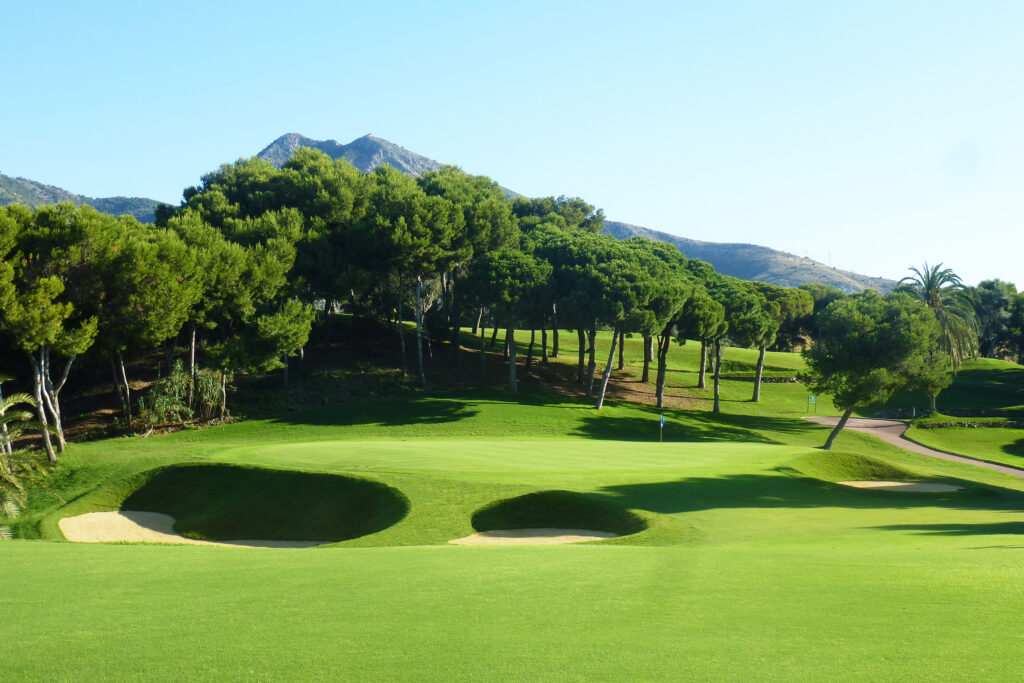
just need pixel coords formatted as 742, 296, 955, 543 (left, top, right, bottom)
257, 133, 442, 177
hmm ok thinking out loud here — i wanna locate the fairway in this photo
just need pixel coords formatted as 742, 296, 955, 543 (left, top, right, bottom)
7, 386, 1024, 681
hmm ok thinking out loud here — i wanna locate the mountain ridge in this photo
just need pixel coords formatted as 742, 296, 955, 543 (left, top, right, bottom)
602, 220, 895, 293
3, 134, 894, 292
257, 133, 444, 177
0, 172, 161, 223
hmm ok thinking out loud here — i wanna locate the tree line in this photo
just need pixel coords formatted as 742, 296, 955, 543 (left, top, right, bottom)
1, 148, 1019, 462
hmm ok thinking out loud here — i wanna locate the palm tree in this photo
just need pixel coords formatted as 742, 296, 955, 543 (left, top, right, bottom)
1, 377, 52, 539
898, 261, 979, 373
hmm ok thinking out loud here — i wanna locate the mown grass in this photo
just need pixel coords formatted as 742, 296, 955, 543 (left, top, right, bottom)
906, 424, 1024, 469
6, 338, 1024, 680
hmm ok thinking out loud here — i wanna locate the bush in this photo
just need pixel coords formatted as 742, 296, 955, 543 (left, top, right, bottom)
137, 361, 224, 428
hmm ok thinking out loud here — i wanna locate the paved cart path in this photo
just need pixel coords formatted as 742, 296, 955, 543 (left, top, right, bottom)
804, 416, 1024, 479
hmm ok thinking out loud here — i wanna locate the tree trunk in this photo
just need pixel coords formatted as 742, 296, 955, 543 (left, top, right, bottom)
283, 354, 290, 388
595, 326, 620, 410
480, 321, 487, 377
823, 408, 855, 450
656, 332, 670, 410
698, 338, 708, 389
188, 325, 197, 410
323, 299, 333, 344
447, 272, 461, 353
617, 328, 625, 370
118, 351, 132, 425
551, 303, 559, 357
219, 371, 228, 420
164, 332, 178, 375
415, 276, 429, 392
397, 290, 407, 376
490, 323, 500, 348
642, 336, 652, 383
507, 325, 517, 393
752, 345, 766, 402
713, 338, 722, 414
541, 327, 548, 364
473, 306, 484, 336
929, 394, 937, 413
29, 353, 56, 462
586, 327, 597, 397
576, 328, 586, 385
0, 382, 10, 455
39, 348, 69, 452
526, 329, 535, 367
110, 354, 129, 418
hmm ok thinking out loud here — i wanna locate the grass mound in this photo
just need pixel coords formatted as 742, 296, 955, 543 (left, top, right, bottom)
471, 490, 646, 536
122, 464, 408, 542
787, 450, 922, 483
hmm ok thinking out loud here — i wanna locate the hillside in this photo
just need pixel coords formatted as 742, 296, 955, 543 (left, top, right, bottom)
603, 220, 896, 293
0, 172, 161, 223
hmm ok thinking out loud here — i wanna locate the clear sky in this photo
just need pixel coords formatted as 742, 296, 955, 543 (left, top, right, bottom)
2, 0, 1021, 287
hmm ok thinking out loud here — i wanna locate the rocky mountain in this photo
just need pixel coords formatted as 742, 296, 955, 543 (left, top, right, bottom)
257, 133, 444, 176
603, 221, 895, 293
0, 172, 161, 223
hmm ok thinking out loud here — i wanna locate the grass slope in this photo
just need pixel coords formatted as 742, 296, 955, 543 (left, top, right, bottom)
5, 342, 1024, 680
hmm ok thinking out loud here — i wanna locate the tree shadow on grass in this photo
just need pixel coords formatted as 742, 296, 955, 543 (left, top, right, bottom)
572, 414, 778, 443
267, 396, 480, 428
596, 472, 1024, 519
1003, 437, 1024, 459
687, 412, 825, 440
872, 521, 1024, 537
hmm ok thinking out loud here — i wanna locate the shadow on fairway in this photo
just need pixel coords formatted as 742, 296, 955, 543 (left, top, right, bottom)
873, 521, 1024, 536
597, 472, 1024, 519
267, 396, 481, 428
1003, 437, 1024, 459
124, 463, 409, 542
572, 410, 819, 444
573, 415, 777, 443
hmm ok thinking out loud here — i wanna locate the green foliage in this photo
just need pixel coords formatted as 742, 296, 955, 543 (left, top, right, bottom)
137, 361, 222, 427
801, 290, 946, 412
897, 262, 979, 369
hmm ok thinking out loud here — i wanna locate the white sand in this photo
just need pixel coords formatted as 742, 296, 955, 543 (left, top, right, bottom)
837, 480, 962, 492
58, 511, 325, 548
449, 528, 619, 545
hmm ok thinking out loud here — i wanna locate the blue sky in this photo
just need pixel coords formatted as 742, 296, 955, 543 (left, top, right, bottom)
2, 1, 1021, 287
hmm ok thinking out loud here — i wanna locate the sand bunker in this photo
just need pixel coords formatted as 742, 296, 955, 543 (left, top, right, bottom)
449, 528, 619, 545
59, 511, 325, 548
837, 481, 962, 492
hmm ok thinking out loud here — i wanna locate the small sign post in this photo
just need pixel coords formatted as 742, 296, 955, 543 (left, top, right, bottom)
660, 413, 665, 444
807, 395, 817, 414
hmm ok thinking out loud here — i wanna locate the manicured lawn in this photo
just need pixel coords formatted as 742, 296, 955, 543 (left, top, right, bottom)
907, 424, 1024, 468
6, 348, 1024, 680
